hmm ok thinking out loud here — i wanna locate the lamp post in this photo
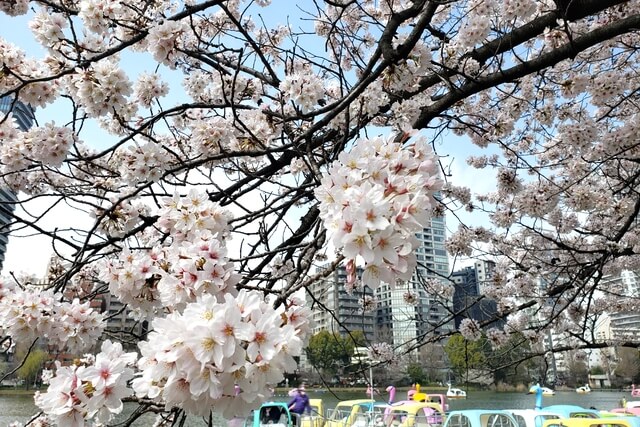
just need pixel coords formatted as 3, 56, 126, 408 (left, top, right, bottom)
369, 362, 374, 400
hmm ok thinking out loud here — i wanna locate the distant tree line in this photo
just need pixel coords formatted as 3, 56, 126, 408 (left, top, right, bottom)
304, 330, 640, 389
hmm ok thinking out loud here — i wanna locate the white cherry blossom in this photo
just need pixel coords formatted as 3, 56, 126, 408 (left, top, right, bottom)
1, 0, 639, 423
317, 133, 442, 289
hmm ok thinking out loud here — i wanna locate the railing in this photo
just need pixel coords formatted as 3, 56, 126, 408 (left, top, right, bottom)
323, 409, 444, 427
301, 412, 326, 427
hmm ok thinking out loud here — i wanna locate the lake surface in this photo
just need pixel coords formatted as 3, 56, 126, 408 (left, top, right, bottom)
0, 389, 632, 426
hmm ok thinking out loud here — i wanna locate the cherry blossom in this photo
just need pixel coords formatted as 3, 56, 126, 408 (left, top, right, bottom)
316, 133, 442, 289
279, 62, 326, 113
459, 318, 482, 341
134, 73, 169, 107
1, 0, 639, 423
35, 341, 136, 426
368, 342, 397, 365
0, 0, 28, 15
97, 190, 239, 317
0, 284, 104, 353
131, 289, 310, 419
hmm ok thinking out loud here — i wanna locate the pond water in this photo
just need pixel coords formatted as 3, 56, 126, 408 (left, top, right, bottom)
0, 389, 631, 426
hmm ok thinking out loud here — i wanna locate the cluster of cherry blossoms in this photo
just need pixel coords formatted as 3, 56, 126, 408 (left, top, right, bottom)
367, 342, 396, 365
279, 62, 326, 113
94, 198, 149, 239
0, 281, 103, 353
316, 133, 442, 289
458, 318, 483, 341
67, 61, 132, 118
0, 119, 77, 191
99, 189, 238, 317
403, 291, 418, 305
92, 189, 314, 418
8, 415, 52, 427
131, 290, 312, 419
35, 340, 136, 426
485, 327, 510, 350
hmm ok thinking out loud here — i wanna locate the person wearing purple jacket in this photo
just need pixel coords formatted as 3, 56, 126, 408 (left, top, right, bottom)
288, 384, 311, 416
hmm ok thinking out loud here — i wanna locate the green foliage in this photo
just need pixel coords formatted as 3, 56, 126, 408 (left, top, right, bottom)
306, 330, 358, 376
16, 349, 47, 389
565, 349, 589, 387
444, 333, 487, 380
615, 347, 640, 382
590, 365, 605, 375
406, 362, 427, 385
488, 333, 535, 386
347, 330, 367, 347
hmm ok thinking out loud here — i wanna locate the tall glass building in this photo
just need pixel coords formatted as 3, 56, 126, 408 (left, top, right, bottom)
0, 96, 35, 270
0, 97, 35, 130
451, 260, 499, 329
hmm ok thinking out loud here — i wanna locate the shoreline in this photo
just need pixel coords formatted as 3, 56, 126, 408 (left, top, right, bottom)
0, 385, 631, 398
0, 388, 41, 396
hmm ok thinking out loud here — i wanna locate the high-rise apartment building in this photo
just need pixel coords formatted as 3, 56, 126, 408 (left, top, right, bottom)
601, 271, 640, 342
308, 265, 376, 342
307, 215, 455, 362
0, 97, 35, 130
375, 216, 455, 354
474, 260, 496, 294
103, 292, 148, 350
0, 97, 35, 270
0, 186, 17, 270
588, 272, 640, 385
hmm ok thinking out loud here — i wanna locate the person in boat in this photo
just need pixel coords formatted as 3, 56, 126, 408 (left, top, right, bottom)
261, 407, 284, 424
407, 384, 417, 400
288, 384, 312, 416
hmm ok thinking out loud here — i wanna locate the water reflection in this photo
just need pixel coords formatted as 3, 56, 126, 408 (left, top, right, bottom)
0, 395, 209, 427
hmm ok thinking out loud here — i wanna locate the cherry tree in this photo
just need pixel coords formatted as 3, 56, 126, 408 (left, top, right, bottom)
0, 0, 639, 424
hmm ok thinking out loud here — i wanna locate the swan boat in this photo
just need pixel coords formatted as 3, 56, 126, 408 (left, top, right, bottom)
446, 383, 467, 399
528, 384, 555, 396
576, 384, 591, 394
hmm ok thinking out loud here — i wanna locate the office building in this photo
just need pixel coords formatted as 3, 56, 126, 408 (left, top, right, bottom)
451, 260, 500, 329
0, 96, 35, 270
